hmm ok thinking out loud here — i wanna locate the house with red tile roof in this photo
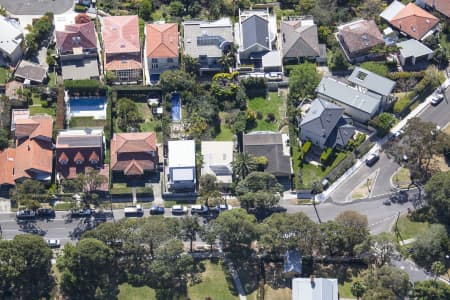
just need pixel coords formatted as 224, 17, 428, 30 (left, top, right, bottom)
55, 17, 100, 80
0, 115, 53, 187
55, 129, 107, 183
101, 15, 142, 84
418, 0, 450, 19
381, 1, 439, 41
145, 23, 179, 84
110, 132, 158, 178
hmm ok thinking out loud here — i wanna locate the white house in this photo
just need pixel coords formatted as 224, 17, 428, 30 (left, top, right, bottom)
0, 16, 24, 66
167, 140, 196, 192
292, 277, 338, 300
201, 141, 234, 186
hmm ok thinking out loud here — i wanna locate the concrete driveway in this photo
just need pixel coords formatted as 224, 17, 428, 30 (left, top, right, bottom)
0, 0, 73, 15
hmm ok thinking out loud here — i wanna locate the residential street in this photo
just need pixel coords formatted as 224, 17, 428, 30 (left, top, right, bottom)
330, 86, 450, 203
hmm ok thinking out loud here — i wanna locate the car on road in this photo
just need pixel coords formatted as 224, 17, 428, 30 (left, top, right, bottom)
149, 206, 165, 215
47, 239, 61, 249
36, 208, 55, 219
124, 205, 144, 217
267, 206, 288, 213
365, 153, 380, 167
190, 205, 209, 216
430, 92, 444, 106
390, 130, 404, 140
70, 208, 92, 218
16, 210, 36, 220
171, 205, 188, 215
382, 199, 391, 205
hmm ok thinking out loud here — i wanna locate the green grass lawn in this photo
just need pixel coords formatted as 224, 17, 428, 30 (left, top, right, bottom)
0, 67, 9, 83
215, 124, 234, 141
247, 92, 285, 133
118, 283, 156, 300
29, 105, 55, 116
393, 92, 413, 114
338, 276, 360, 298
395, 215, 430, 241
188, 261, 238, 300
69, 117, 105, 128
301, 152, 347, 188
47, 71, 57, 88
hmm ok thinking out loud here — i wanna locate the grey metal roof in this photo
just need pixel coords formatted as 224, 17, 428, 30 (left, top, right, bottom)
61, 57, 99, 80
56, 135, 103, 148
292, 278, 338, 300
262, 50, 282, 68
183, 18, 233, 59
380, 0, 405, 21
316, 77, 381, 115
280, 17, 321, 59
397, 39, 433, 59
242, 14, 270, 50
243, 132, 291, 176
347, 67, 396, 97
14, 61, 47, 83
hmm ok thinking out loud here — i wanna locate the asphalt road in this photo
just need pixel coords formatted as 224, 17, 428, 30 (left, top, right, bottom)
0, 0, 73, 15
330, 86, 450, 203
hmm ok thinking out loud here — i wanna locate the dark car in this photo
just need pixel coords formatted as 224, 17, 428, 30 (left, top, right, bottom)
191, 205, 209, 216
37, 208, 56, 219
365, 153, 380, 167
70, 208, 92, 218
16, 210, 36, 221
150, 206, 165, 215
382, 199, 391, 205
268, 206, 287, 213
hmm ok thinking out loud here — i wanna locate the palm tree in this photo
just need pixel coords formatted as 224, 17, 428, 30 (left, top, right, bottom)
218, 52, 235, 72
232, 152, 257, 180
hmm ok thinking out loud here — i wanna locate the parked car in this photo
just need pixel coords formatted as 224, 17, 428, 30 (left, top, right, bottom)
382, 199, 391, 205
267, 206, 287, 213
47, 239, 61, 249
36, 208, 55, 219
171, 205, 188, 215
124, 205, 143, 217
70, 208, 92, 218
430, 93, 444, 106
210, 204, 233, 215
16, 210, 36, 220
190, 205, 209, 216
390, 130, 404, 140
149, 206, 165, 215
365, 153, 379, 167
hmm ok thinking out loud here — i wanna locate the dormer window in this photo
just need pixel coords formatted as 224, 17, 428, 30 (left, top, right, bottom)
90, 159, 98, 165
74, 152, 85, 165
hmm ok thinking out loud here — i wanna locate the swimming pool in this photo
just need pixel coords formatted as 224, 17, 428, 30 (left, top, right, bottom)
171, 93, 181, 121
68, 97, 107, 119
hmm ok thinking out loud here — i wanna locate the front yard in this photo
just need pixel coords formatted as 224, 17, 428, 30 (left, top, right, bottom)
0, 67, 9, 83
300, 152, 348, 188
69, 116, 106, 128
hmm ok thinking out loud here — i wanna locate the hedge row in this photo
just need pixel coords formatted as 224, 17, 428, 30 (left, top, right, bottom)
301, 140, 312, 155
386, 71, 425, 80
320, 147, 334, 166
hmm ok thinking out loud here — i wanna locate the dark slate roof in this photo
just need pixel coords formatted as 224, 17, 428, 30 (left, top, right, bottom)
300, 99, 344, 136
243, 132, 291, 176
280, 17, 321, 59
242, 14, 270, 51
56, 135, 103, 148
325, 118, 355, 148
284, 250, 302, 274
14, 61, 47, 83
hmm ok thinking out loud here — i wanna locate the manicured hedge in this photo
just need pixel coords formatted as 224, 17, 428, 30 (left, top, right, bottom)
301, 140, 312, 155
320, 147, 334, 166
64, 80, 106, 96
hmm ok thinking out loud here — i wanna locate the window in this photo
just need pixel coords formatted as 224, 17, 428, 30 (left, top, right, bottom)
151, 63, 158, 69
90, 159, 98, 165
75, 160, 83, 165
151, 58, 158, 63
167, 58, 173, 63
59, 159, 68, 165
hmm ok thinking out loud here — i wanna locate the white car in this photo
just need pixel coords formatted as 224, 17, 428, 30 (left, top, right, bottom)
430, 93, 444, 105
171, 205, 188, 215
47, 239, 61, 248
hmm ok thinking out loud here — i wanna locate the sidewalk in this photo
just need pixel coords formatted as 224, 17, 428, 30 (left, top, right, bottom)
317, 78, 450, 203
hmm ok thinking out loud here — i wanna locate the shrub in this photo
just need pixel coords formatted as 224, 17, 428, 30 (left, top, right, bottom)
75, 4, 88, 12
369, 113, 395, 137
301, 140, 312, 155
265, 112, 275, 122
320, 147, 334, 167
256, 111, 263, 120
240, 77, 267, 98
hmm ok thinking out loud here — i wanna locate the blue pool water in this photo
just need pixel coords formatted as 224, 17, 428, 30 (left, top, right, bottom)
171, 93, 181, 121
69, 97, 106, 113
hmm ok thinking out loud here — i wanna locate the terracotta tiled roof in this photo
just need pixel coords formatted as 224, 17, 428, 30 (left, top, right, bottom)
89, 151, 99, 162
339, 20, 385, 58
423, 0, 450, 18
145, 23, 179, 58
14, 138, 53, 181
101, 15, 140, 54
74, 151, 85, 163
55, 21, 97, 53
390, 3, 439, 40
0, 148, 16, 186
110, 132, 158, 175
104, 56, 142, 71
75, 13, 91, 24
14, 115, 53, 139
59, 152, 69, 163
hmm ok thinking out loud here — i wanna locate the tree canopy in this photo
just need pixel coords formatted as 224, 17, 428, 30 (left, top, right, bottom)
424, 171, 450, 226
411, 224, 449, 270
288, 62, 322, 100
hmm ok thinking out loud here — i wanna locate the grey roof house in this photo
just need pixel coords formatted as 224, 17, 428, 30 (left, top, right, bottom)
14, 60, 48, 85
347, 67, 396, 101
235, 9, 281, 72
243, 132, 292, 187
280, 16, 326, 63
292, 277, 338, 300
300, 99, 355, 149
183, 18, 234, 74
316, 77, 382, 123
397, 39, 434, 67
337, 19, 385, 63
0, 16, 24, 66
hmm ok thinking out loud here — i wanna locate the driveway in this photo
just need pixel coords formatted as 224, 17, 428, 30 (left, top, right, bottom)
0, 0, 73, 15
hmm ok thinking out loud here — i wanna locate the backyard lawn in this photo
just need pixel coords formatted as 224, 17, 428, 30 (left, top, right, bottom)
247, 92, 286, 132
118, 283, 156, 300
69, 116, 105, 128
0, 67, 9, 83
29, 105, 55, 116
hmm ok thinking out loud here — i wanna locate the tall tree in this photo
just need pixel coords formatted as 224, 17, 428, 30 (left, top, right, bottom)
58, 238, 118, 300
116, 98, 142, 132
10, 179, 46, 203
235, 171, 284, 195
413, 280, 450, 299
412, 224, 449, 270
180, 216, 201, 252
424, 171, 450, 226
364, 265, 410, 299
288, 62, 322, 100
335, 211, 369, 255
232, 152, 258, 180
77, 169, 108, 206
0, 235, 53, 299
0, 128, 9, 150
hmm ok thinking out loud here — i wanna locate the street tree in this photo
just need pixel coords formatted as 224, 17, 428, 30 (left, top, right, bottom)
259, 212, 320, 256
288, 62, 322, 100
364, 265, 410, 299
335, 211, 369, 255
413, 280, 450, 299
431, 261, 446, 282
235, 171, 283, 196
58, 238, 118, 300
351, 281, 366, 300
212, 208, 259, 250
10, 179, 46, 203
369, 112, 395, 137
319, 221, 347, 256
199, 224, 218, 252
411, 224, 449, 270
180, 216, 201, 252
370, 233, 397, 266
424, 171, 450, 226
239, 191, 280, 212
385, 118, 450, 185
232, 152, 258, 180
0, 234, 53, 300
